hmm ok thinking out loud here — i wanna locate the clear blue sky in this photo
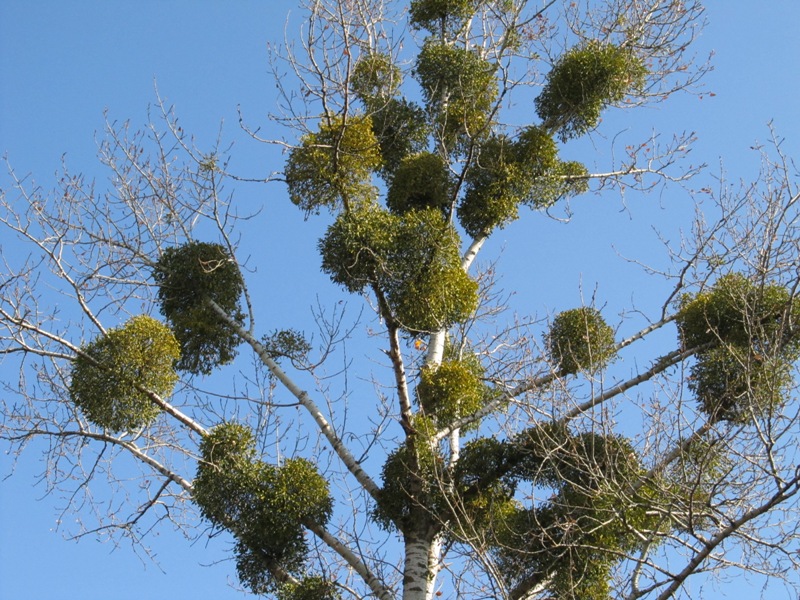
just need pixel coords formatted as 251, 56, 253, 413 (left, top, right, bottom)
2, 2, 800, 599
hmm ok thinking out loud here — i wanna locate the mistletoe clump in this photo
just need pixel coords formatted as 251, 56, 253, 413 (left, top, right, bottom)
352, 52, 403, 105
409, 0, 480, 32
285, 115, 382, 213
69, 315, 180, 431
457, 127, 588, 237
546, 307, 617, 375
320, 206, 478, 332
677, 273, 800, 422
676, 273, 796, 349
416, 354, 485, 429
492, 427, 660, 600
276, 577, 341, 600
194, 422, 333, 595
153, 241, 244, 375
415, 40, 498, 146
372, 434, 446, 531
387, 152, 454, 215
536, 41, 646, 141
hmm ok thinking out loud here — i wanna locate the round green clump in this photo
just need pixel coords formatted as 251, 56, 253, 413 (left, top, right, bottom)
387, 152, 453, 215
409, 0, 479, 32
320, 206, 478, 332
458, 128, 588, 237
277, 577, 341, 600
458, 135, 524, 237
386, 209, 479, 332
676, 273, 797, 351
415, 40, 497, 145
352, 53, 402, 105
319, 202, 398, 293
417, 357, 485, 428
285, 114, 381, 214
536, 41, 646, 141
370, 98, 430, 178
69, 315, 180, 431
372, 440, 445, 531
690, 345, 792, 423
546, 307, 616, 375
194, 423, 333, 592
153, 241, 244, 375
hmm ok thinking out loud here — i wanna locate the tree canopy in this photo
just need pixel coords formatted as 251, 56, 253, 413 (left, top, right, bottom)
4, 1, 800, 600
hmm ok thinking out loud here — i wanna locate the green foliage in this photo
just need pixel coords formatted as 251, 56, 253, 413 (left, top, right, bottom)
285, 115, 381, 213
415, 40, 498, 146
386, 208, 479, 331
352, 53, 402, 105
277, 577, 341, 600
536, 41, 646, 141
387, 152, 454, 215
676, 274, 800, 422
689, 345, 793, 423
372, 436, 446, 531
152, 241, 244, 375
262, 329, 312, 365
369, 98, 430, 178
416, 355, 485, 428
492, 427, 658, 600
457, 128, 588, 237
409, 0, 479, 32
319, 203, 398, 293
676, 273, 797, 350
193, 423, 333, 594
69, 315, 180, 431
320, 206, 478, 332
547, 307, 617, 375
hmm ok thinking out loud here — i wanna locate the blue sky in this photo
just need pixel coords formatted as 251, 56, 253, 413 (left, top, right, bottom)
2, 2, 800, 599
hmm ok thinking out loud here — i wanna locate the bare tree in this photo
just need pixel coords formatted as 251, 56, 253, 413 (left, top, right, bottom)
4, 1, 800, 599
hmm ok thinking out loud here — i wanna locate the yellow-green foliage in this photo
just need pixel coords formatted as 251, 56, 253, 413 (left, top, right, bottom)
369, 98, 430, 178
415, 40, 497, 145
352, 53, 402, 105
285, 115, 381, 213
387, 208, 479, 331
536, 41, 646, 141
153, 241, 244, 375
372, 436, 445, 531
69, 315, 179, 432
676, 273, 796, 350
689, 345, 793, 423
409, 0, 479, 32
457, 128, 588, 237
416, 356, 485, 428
319, 203, 398, 293
677, 273, 800, 423
320, 206, 478, 332
547, 307, 617, 375
387, 152, 454, 215
194, 422, 333, 595
493, 427, 659, 600
276, 577, 341, 600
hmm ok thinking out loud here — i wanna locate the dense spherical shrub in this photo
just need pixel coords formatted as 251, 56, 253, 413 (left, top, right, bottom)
152, 241, 244, 375
536, 41, 646, 141
69, 315, 180, 431
285, 115, 381, 213
546, 307, 616, 375
417, 356, 485, 428
320, 206, 478, 332
194, 422, 333, 594
409, 0, 479, 32
387, 152, 454, 215
352, 53, 402, 104
415, 40, 497, 145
